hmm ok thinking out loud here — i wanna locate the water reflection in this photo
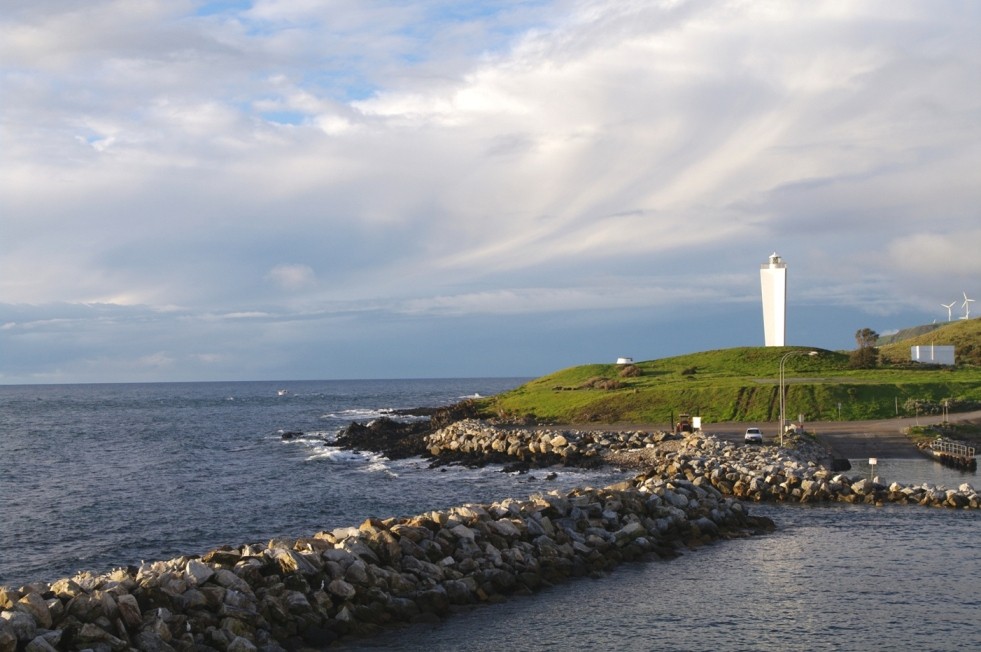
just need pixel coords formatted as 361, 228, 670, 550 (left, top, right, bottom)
849, 457, 977, 488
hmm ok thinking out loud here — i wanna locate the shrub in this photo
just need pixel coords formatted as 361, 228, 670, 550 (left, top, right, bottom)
618, 364, 642, 378
849, 347, 879, 369
578, 377, 623, 390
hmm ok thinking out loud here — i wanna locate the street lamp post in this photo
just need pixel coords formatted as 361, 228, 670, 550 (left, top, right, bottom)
779, 350, 819, 447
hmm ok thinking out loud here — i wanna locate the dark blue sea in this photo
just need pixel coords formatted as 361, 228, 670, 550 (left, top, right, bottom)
2, 379, 979, 651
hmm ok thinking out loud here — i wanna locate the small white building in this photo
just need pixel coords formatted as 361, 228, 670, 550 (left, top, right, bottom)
911, 345, 955, 366
616, 357, 634, 365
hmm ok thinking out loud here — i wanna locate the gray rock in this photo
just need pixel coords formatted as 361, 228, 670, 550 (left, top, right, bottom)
850, 479, 872, 495
76, 622, 127, 651
269, 548, 320, 576
213, 569, 251, 593
133, 629, 174, 652
179, 588, 208, 610
185, 559, 214, 586
326, 579, 356, 600
284, 591, 312, 615
15, 593, 52, 629
0, 610, 36, 642
344, 559, 369, 585
613, 521, 647, 544
226, 635, 258, 652
25, 635, 58, 652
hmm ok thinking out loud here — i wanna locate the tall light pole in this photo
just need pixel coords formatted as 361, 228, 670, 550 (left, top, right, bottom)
779, 350, 819, 447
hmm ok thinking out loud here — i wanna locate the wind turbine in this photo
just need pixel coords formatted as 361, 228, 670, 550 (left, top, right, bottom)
962, 291, 975, 320
942, 301, 956, 321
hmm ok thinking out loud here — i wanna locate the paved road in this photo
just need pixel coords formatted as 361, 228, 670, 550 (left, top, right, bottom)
707, 410, 981, 459
558, 410, 981, 460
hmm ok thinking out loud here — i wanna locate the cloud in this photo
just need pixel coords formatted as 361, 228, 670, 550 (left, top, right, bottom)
1, 0, 978, 382
191, 352, 225, 364
138, 351, 175, 368
399, 285, 686, 316
266, 264, 317, 290
884, 230, 981, 280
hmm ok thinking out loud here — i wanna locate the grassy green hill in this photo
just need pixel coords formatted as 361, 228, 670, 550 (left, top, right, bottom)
879, 317, 981, 366
480, 341, 981, 425
877, 323, 943, 345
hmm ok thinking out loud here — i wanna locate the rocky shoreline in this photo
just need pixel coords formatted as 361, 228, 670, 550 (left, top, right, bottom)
632, 429, 980, 508
0, 479, 770, 651
425, 419, 980, 509
423, 420, 680, 472
3, 417, 977, 651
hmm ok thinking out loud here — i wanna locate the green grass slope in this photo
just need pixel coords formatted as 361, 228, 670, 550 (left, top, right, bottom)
481, 344, 981, 425
879, 317, 981, 366
877, 323, 943, 345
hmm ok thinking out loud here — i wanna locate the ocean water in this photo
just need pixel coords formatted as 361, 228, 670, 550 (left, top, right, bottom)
2, 378, 629, 586
2, 379, 978, 651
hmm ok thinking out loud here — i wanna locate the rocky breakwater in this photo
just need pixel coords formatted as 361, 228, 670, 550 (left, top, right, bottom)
425, 419, 677, 469
634, 432, 981, 509
0, 483, 772, 651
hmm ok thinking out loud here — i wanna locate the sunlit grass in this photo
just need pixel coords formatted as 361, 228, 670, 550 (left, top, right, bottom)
480, 345, 981, 424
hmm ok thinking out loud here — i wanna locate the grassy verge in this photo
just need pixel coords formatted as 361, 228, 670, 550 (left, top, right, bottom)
906, 423, 981, 447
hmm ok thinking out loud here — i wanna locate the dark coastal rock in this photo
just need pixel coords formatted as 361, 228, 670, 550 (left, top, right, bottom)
332, 399, 486, 460
334, 418, 432, 459
387, 407, 440, 417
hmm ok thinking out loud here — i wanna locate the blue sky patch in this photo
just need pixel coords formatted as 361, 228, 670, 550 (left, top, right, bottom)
194, 1, 252, 17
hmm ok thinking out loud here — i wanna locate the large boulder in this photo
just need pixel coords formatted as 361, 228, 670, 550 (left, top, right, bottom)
0, 611, 36, 643
334, 418, 431, 459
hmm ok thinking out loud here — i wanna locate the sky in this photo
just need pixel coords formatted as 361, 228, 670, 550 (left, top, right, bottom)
1, 0, 979, 384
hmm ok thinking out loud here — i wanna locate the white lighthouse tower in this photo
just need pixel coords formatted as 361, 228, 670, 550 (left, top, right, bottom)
760, 252, 787, 347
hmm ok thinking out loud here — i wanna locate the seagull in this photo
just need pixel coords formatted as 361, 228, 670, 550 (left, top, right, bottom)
962, 291, 975, 320
942, 301, 956, 321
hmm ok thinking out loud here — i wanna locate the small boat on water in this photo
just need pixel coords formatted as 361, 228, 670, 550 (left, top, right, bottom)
277, 389, 289, 396
917, 437, 977, 471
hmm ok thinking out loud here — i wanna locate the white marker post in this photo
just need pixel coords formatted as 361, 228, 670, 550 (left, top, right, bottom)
869, 457, 878, 482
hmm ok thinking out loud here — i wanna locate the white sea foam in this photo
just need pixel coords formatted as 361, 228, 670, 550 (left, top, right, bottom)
321, 408, 428, 422
365, 460, 399, 479
288, 429, 337, 444
304, 447, 371, 464
321, 408, 390, 421
276, 429, 329, 448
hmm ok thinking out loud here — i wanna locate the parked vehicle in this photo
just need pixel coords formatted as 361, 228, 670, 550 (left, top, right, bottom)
744, 427, 763, 444
675, 413, 693, 434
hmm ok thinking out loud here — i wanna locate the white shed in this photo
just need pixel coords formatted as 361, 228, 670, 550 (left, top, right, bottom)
911, 345, 955, 366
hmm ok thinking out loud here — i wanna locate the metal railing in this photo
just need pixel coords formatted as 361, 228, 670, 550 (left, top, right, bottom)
930, 438, 976, 459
